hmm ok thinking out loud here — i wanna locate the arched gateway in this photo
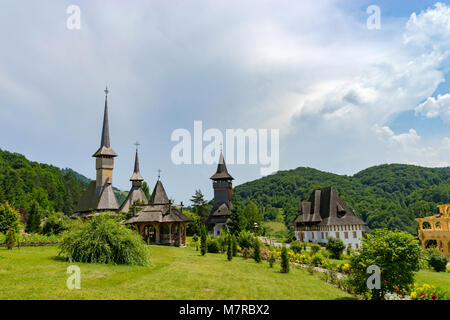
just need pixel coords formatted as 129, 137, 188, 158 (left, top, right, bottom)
416, 204, 450, 259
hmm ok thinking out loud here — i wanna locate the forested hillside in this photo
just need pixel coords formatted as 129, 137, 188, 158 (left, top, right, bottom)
234, 164, 450, 234
0, 149, 126, 217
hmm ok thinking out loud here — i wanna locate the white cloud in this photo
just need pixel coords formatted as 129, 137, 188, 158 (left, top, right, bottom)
0, 1, 449, 202
415, 94, 450, 123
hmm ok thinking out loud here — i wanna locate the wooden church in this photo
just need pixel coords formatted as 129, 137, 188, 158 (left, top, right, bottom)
73, 88, 191, 246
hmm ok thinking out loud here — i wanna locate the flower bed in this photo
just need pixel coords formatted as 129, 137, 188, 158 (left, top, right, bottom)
0, 232, 62, 247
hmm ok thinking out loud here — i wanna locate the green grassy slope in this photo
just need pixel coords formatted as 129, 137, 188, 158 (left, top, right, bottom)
0, 245, 354, 300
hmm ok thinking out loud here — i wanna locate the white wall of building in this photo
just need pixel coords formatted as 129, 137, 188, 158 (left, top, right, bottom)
295, 224, 364, 249
210, 223, 225, 236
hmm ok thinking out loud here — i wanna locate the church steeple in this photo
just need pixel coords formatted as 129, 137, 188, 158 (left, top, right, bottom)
93, 87, 117, 190
210, 151, 234, 181
130, 143, 144, 184
206, 151, 234, 236
100, 87, 111, 148
74, 86, 120, 215
210, 151, 233, 207
93, 87, 117, 158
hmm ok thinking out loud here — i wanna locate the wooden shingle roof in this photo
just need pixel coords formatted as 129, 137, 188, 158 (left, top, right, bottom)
210, 152, 233, 180
293, 187, 367, 228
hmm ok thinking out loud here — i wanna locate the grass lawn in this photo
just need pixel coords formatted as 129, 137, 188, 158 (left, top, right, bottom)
0, 245, 355, 300
415, 269, 450, 289
326, 257, 450, 292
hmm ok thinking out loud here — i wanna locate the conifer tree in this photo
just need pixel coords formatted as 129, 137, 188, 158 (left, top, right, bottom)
231, 234, 238, 257
280, 246, 290, 273
0, 202, 20, 233
227, 235, 232, 261
200, 226, 207, 256
26, 201, 42, 234
253, 237, 261, 263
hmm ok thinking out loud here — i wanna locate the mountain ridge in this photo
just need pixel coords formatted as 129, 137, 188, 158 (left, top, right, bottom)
234, 164, 449, 234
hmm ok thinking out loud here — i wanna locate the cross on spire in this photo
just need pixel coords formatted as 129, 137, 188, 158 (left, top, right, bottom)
134, 141, 140, 151
158, 169, 161, 180
104, 86, 109, 97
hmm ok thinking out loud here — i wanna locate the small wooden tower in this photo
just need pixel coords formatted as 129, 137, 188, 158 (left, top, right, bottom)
206, 151, 234, 236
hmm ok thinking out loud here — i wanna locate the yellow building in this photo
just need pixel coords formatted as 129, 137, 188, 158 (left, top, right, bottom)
416, 204, 450, 259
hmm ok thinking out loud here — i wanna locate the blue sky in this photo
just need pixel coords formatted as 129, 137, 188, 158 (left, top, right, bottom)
0, 1, 449, 205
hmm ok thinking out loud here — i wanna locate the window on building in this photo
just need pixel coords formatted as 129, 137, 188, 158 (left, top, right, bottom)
355, 243, 359, 249
353, 231, 357, 238
321, 232, 324, 239
335, 232, 339, 238
344, 232, 348, 239
312, 232, 314, 239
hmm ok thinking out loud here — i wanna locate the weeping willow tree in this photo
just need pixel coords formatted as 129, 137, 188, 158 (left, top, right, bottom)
59, 213, 149, 266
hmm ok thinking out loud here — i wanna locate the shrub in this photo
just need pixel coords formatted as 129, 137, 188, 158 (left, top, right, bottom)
290, 241, 303, 254
231, 235, 238, 257
192, 234, 199, 251
242, 247, 254, 259
311, 252, 325, 266
425, 249, 448, 272
200, 226, 207, 256
326, 237, 345, 259
268, 253, 276, 268
58, 214, 149, 265
310, 243, 321, 255
42, 212, 69, 235
253, 238, 261, 263
347, 229, 422, 300
0, 202, 21, 233
237, 230, 254, 249
207, 237, 220, 253
280, 246, 290, 273
346, 244, 353, 256
5, 229, 17, 249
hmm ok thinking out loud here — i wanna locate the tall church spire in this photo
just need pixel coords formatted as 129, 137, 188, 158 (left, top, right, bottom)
100, 86, 111, 148
93, 86, 117, 157
130, 143, 144, 182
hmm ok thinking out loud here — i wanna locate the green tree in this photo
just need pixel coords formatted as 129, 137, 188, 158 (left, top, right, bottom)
326, 237, 345, 259
243, 201, 263, 230
253, 237, 261, 263
280, 246, 290, 273
200, 225, 207, 256
191, 190, 209, 224
228, 202, 245, 234
25, 201, 42, 234
0, 202, 21, 233
5, 228, 16, 249
231, 234, 238, 257
42, 211, 69, 235
268, 253, 276, 268
227, 235, 232, 261
142, 181, 151, 200
347, 229, 422, 300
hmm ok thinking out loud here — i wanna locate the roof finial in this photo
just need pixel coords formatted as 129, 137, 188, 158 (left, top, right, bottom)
219, 141, 223, 153
104, 85, 109, 97
158, 169, 161, 181
134, 141, 140, 151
